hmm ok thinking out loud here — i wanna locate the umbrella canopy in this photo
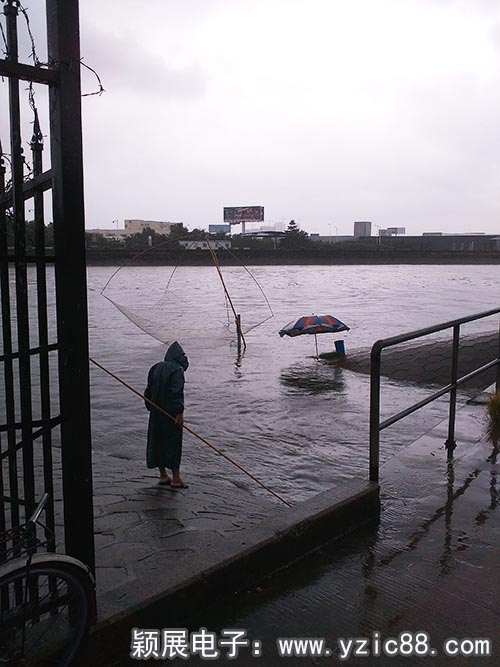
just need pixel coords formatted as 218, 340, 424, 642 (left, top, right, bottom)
279, 314, 349, 338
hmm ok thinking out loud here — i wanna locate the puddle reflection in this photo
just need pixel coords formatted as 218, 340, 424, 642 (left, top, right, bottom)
280, 363, 346, 395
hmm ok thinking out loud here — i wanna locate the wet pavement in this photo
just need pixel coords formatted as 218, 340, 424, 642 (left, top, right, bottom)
97, 389, 499, 666
188, 393, 499, 666
91, 434, 281, 598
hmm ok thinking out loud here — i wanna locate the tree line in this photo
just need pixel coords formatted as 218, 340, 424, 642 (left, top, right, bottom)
2, 218, 309, 251
86, 219, 311, 252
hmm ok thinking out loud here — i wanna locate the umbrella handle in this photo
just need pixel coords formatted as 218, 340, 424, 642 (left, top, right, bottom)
314, 333, 319, 360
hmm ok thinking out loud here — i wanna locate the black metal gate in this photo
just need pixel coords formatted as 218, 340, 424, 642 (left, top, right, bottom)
0, 0, 94, 570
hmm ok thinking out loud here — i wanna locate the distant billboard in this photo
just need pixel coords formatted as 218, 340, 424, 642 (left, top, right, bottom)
223, 206, 264, 225
209, 224, 231, 234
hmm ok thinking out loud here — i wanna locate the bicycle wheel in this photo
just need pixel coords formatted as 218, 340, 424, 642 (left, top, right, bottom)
0, 558, 94, 666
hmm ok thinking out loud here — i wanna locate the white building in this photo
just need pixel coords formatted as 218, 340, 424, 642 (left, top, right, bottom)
178, 240, 231, 250
85, 228, 128, 241
379, 227, 406, 237
86, 219, 179, 239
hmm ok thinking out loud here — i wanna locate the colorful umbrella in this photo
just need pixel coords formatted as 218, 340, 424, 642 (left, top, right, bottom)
279, 314, 350, 358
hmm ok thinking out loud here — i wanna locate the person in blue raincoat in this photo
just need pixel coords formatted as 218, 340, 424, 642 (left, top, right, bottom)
144, 341, 189, 488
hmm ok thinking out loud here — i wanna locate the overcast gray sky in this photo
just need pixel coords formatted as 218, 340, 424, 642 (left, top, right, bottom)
4, 0, 500, 235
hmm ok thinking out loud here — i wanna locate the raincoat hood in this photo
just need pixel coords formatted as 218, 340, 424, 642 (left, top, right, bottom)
164, 341, 189, 371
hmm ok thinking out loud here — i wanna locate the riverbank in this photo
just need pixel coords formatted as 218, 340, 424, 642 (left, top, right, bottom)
85, 249, 500, 266
87, 387, 499, 665
341, 332, 499, 388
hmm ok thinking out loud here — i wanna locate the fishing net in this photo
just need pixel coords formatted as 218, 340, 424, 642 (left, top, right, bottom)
100, 241, 274, 350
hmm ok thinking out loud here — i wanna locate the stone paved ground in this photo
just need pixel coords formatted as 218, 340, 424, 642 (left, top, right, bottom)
91, 440, 280, 602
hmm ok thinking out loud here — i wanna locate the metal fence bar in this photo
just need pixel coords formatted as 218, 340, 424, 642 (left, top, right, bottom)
369, 345, 381, 483
370, 307, 500, 483
445, 325, 460, 458
0, 417, 61, 435
454, 358, 500, 387
4, 0, 36, 519
46, 0, 95, 571
1, 256, 56, 263
380, 384, 453, 431
0, 418, 63, 461
0, 169, 53, 209
31, 108, 56, 552
0, 142, 20, 532
0, 57, 58, 84
372, 307, 500, 351
0, 343, 59, 363
0, 0, 95, 574
380, 358, 500, 433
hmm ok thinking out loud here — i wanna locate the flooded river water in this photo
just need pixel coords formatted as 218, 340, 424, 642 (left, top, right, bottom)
87, 263, 499, 503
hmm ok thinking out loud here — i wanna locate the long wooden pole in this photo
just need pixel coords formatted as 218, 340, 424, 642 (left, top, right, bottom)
89, 357, 291, 507
206, 235, 246, 350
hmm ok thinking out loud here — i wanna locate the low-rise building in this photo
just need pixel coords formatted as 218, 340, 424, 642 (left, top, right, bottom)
178, 240, 231, 250
124, 219, 176, 235
85, 228, 128, 241
379, 227, 406, 236
409, 234, 499, 251
86, 219, 180, 240
309, 234, 354, 243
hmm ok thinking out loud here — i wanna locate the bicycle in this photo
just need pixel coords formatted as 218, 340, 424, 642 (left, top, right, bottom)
0, 493, 96, 666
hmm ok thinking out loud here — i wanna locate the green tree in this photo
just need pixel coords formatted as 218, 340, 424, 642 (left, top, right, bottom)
189, 227, 206, 240
282, 219, 309, 248
5, 216, 54, 250
125, 231, 152, 250
169, 223, 189, 240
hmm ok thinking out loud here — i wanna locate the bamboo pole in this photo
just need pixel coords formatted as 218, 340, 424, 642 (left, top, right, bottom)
89, 357, 291, 507
206, 235, 247, 350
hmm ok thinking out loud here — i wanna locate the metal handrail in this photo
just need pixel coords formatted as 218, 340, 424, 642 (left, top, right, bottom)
369, 306, 500, 483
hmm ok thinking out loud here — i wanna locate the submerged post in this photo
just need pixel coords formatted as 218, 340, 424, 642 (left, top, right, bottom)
236, 314, 242, 353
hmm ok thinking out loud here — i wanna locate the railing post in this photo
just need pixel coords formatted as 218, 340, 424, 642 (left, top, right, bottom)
445, 325, 460, 459
369, 344, 382, 483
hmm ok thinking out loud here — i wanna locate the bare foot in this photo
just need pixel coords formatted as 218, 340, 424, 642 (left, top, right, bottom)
170, 480, 189, 489
158, 477, 171, 486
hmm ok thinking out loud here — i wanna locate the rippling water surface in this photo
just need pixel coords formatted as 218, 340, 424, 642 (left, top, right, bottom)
87, 264, 499, 502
